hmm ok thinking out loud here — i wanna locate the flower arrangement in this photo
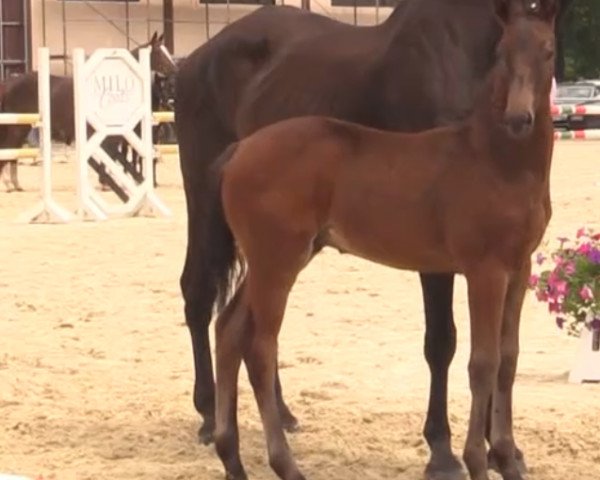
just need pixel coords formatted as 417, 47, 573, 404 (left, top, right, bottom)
529, 228, 600, 337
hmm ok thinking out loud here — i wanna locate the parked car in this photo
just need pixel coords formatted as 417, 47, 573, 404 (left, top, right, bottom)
553, 81, 600, 130
567, 99, 600, 130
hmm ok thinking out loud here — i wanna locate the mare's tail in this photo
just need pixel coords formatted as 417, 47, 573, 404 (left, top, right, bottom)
196, 143, 245, 316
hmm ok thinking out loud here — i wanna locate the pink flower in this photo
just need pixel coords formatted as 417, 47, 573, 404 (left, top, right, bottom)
528, 274, 539, 288
563, 261, 576, 275
553, 280, 568, 295
576, 227, 587, 239
577, 243, 591, 255
535, 252, 546, 265
580, 285, 594, 301
548, 297, 563, 313
536, 290, 548, 302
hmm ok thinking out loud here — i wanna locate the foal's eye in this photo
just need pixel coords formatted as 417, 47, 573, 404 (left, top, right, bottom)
543, 48, 555, 62
525, 0, 540, 13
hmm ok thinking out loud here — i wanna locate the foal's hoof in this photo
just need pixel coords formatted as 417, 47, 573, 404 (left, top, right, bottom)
487, 448, 527, 476
225, 472, 248, 480
425, 454, 467, 480
282, 412, 300, 433
198, 422, 215, 445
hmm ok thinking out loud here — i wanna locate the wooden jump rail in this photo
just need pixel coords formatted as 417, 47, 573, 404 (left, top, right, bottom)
152, 110, 179, 156
1, 50, 73, 223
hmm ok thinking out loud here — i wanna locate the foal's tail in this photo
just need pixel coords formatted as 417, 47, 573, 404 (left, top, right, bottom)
199, 142, 245, 316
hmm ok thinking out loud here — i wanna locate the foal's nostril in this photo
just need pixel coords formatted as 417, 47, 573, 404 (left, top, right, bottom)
505, 112, 534, 136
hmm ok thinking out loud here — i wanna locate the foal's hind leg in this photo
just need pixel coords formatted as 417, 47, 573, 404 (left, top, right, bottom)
487, 262, 530, 480
420, 273, 465, 480
244, 268, 309, 480
223, 236, 313, 480
215, 286, 249, 480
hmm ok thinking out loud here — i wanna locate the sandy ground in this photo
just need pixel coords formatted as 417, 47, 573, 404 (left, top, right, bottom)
1, 142, 599, 480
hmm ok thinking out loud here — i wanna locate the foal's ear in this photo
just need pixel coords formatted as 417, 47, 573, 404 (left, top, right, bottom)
493, 0, 510, 24
157, 32, 165, 43
538, 0, 559, 21
150, 31, 158, 43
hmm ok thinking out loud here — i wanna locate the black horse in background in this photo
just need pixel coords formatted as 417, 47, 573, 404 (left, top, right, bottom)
0, 32, 176, 194
175, 1, 564, 479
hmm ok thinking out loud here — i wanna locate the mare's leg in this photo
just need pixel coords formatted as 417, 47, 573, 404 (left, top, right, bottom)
420, 273, 465, 480
177, 114, 224, 443
215, 286, 249, 480
0, 161, 10, 191
9, 160, 23, 191
463, 264, 508, 480
487, 262, 529, 480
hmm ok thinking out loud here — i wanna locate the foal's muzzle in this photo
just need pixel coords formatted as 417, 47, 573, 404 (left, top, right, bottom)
504, 112, 534, 138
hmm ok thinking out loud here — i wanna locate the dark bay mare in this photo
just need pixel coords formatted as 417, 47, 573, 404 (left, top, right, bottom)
200, 1, 556, 479
0, 32, 176, 193
174, 0, 562, 478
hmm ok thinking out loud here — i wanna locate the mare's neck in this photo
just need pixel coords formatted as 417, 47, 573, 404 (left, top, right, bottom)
467, 70, 554, 182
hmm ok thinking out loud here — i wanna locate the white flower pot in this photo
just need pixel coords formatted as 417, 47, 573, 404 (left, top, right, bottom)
568, 326, 600, 383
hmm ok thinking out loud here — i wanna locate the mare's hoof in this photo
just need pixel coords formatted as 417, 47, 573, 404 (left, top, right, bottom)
425, 454, 466, 480
198, 422, 215, 445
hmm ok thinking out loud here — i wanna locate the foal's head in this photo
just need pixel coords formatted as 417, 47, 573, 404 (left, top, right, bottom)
493, 0, 558, 138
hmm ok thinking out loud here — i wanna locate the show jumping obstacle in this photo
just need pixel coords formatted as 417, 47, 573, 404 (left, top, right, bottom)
72, 47, 171, 220
0, 48, 73, 223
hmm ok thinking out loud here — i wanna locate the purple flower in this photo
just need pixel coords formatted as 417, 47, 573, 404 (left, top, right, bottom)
556, 317, 566, 329
586, 248, 600, 264
591, 318, 600, 331
536, 252, 546, 265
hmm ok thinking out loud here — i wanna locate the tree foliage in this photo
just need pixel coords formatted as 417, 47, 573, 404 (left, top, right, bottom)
560, 0, 600, 81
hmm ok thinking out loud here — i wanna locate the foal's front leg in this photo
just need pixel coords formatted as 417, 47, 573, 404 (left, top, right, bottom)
463, 264, 509, 480
488, 262, 530, 480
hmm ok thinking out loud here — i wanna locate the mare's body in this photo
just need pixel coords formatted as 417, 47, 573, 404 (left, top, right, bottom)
200, 3, 557, 479
175, 1, 502, 477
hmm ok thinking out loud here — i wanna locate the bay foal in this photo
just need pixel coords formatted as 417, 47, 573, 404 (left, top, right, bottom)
204, 1, 557, 479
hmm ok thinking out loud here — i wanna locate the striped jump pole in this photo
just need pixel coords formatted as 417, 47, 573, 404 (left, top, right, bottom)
552, 104, 600, 116
554, 129, 600, 141
14, 48, 73, 223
